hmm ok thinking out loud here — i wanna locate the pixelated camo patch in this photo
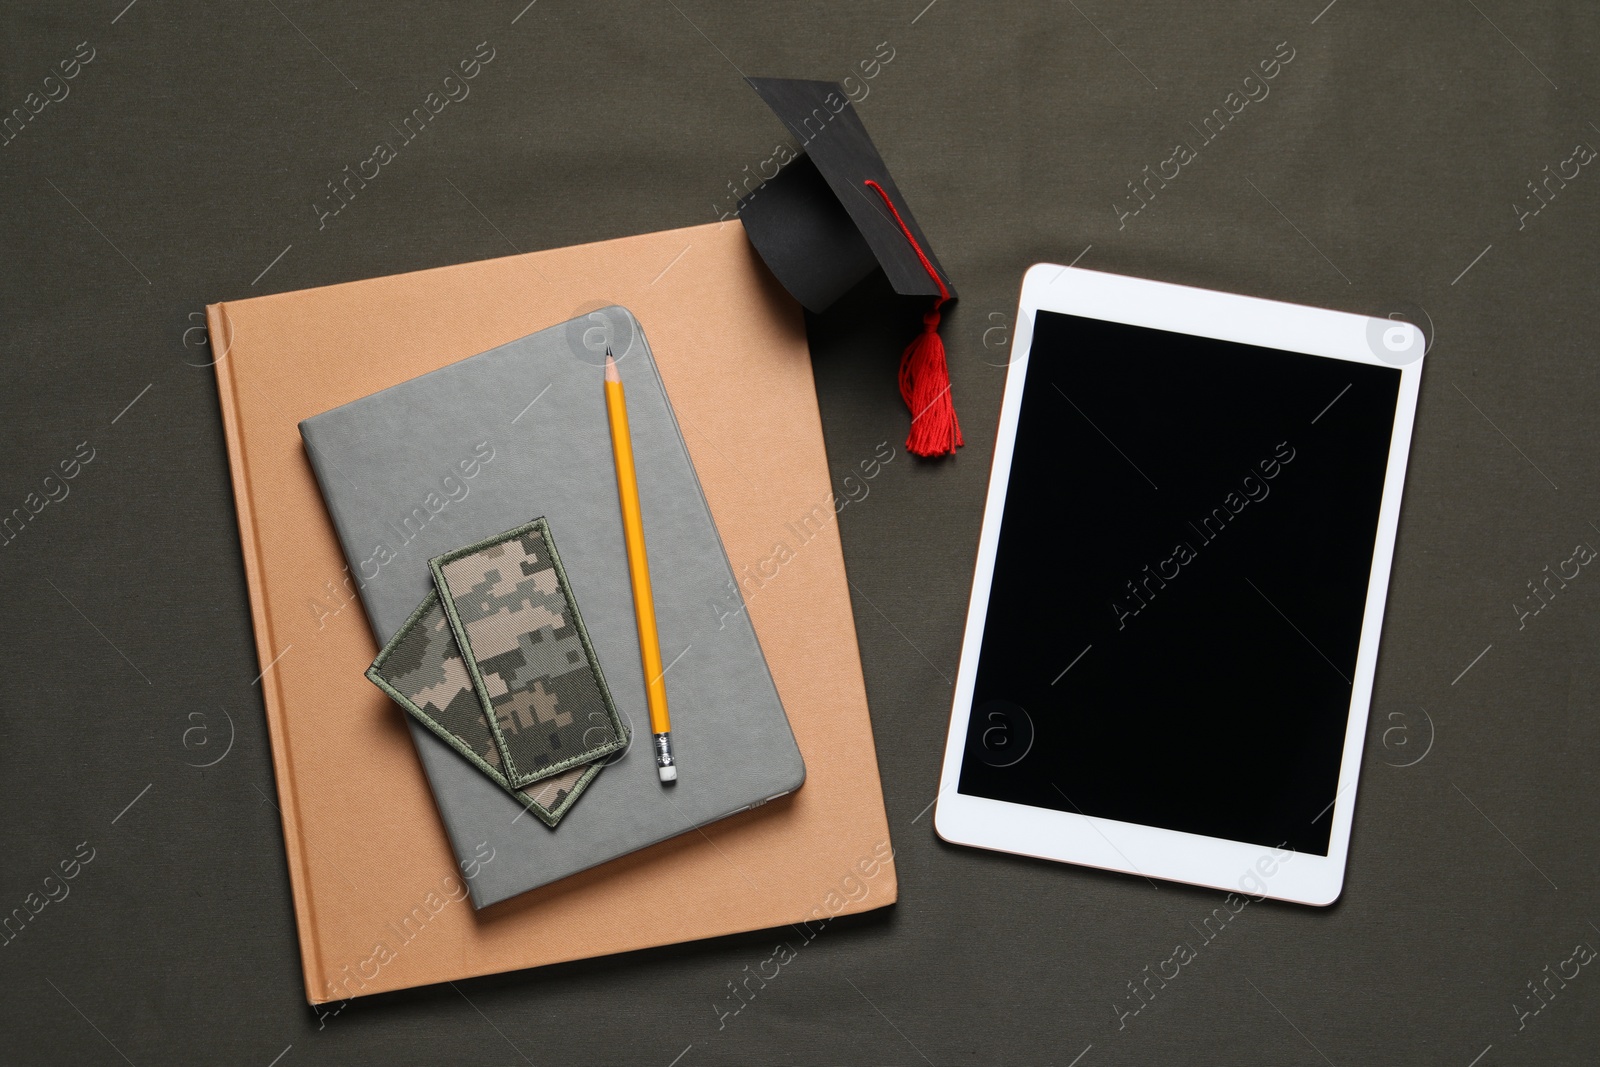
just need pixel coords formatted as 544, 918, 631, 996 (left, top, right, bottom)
431, 517, 628, 789
366, 590, 606, 828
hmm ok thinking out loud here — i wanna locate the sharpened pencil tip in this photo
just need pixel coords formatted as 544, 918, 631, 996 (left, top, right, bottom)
604, 350, 620, 382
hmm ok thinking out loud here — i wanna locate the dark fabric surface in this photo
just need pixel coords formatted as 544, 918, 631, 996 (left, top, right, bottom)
2, 1, 1597, 1063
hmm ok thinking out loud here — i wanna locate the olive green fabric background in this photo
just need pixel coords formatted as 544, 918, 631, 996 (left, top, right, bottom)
2, 1, 1597, 1064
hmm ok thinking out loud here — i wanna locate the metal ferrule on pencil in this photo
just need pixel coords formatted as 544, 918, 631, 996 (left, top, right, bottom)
653, 732, 677, 782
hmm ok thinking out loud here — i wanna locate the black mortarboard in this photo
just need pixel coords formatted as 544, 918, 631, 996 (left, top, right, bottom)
738, 77, 963, 457
738, 77, 956, 314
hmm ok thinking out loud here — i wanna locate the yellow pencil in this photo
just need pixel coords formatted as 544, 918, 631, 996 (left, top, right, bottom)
603, 349, 676, 783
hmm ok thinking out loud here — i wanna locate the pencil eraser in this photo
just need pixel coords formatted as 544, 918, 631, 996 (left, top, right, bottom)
658, 765, 677, 783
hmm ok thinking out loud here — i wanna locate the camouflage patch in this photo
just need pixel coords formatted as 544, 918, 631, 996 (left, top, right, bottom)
366, 590, 606, 827
431, 517, 627, 788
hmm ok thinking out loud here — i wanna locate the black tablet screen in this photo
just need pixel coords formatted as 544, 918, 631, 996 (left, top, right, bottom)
958, 310, 1401, 855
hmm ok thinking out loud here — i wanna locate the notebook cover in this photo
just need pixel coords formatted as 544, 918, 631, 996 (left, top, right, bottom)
301, 315, 807, 896
207, 220, 895, 1005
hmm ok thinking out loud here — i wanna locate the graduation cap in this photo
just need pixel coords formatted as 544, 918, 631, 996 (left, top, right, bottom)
739, 77, 962, 457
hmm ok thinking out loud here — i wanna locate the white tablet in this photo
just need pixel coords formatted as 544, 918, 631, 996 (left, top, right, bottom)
934, 265, 1424, 906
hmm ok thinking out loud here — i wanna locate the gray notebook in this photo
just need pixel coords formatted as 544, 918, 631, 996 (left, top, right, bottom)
299, 307, 805, 908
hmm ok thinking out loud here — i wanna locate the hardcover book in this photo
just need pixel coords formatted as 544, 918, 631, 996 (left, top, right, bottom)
207, 221, 896, 1004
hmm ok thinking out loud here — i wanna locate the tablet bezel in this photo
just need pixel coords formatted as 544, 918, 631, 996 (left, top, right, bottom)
934, 265, 1424, 906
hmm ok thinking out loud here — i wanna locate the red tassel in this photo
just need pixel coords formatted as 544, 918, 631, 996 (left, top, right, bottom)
898, 306, 963, 457
863, 179, 961, 458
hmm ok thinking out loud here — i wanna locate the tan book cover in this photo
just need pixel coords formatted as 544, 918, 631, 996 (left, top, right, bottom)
208, 220, 897, 1004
